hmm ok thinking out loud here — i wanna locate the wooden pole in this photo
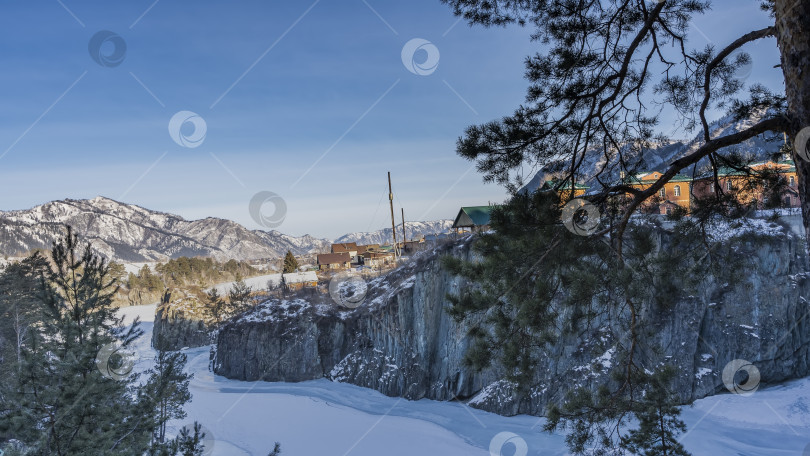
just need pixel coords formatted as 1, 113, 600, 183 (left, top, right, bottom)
388, 172, 398, 258
401, 208, 406, 245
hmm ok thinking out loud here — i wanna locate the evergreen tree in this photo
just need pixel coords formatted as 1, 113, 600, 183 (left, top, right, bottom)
0, 253, 49, 369
620, 368, 690, 456
206, 288, 226, 322
282, 251, 299, 274
175, 423, 208, 456
0, 227, 150, 454
441, 0, 810, 242
227, 279, 252, 314
142, 349, 192, 446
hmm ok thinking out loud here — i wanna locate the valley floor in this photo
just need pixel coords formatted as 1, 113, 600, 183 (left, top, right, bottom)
119, 304, 810, 456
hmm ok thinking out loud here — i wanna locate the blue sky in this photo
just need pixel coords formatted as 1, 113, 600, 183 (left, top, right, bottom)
0, 0, 783, 238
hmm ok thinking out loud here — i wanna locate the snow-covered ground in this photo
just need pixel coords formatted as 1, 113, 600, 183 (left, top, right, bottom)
118, 304, 810, 456
208, 273, 283, 296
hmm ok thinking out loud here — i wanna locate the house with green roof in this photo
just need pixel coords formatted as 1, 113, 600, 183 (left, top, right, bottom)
620, 170, 694, 215
452, 206, 496, 232
539, 178, 590, 201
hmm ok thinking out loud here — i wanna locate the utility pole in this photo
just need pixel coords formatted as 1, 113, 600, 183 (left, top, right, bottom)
401, 208, 406, 245
388, 172, 398, 258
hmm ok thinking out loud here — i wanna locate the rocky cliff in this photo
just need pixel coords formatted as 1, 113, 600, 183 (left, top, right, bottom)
212, 222, 810, 416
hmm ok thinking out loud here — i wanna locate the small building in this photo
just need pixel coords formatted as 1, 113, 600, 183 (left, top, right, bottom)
452, 206, 496, 233
540, 178, 589, 202
282, 271, 318, 290
331, 242, 358, 255
621, 171, 693, 215
692, 159, 800, 209
317, 252, 352, 270
363, 250, 394, 268
402, 240, 425, 253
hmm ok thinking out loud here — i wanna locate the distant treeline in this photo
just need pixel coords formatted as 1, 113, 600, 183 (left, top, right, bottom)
115, 257, 261, 305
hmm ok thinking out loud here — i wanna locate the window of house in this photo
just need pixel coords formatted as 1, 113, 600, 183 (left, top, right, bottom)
659, 188, 665, 198
790, 176, 795, 186
674, 185, 681, 197
666, 206, 672, 215
726, 180, 732, 191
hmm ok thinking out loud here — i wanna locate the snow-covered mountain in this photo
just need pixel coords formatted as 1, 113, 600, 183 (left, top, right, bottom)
334, 220, 454, 246
0, 197, 452, 262
521, 111, 786, 194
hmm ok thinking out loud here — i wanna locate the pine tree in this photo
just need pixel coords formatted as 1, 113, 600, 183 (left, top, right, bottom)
227, 279, 252, 314
142, 349, 192, 446
282, 251, 299, 274
206, 288, 226, 321
0, 226, 150, 454
441, 0, 810, 243
0, 253, 49, 369
175, 423, 207, 456
620, 368, 690, 456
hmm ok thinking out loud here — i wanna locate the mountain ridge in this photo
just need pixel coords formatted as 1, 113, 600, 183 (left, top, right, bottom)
0, 196, 452, 262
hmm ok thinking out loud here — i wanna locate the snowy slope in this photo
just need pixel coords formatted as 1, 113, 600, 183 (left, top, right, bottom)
0, 197, 452, 263
120, 303, 810, 456
334, 220, 453, 246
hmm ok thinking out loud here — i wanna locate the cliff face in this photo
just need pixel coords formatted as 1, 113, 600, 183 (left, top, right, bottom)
213, 228, 810, 416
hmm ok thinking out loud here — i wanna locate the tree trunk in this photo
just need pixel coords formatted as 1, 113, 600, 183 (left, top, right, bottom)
774, 0, 810, 244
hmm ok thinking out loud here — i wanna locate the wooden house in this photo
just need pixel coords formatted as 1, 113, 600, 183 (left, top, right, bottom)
539, 178, 589, 203
621, 171, 693, 214
317, 252, 352, 270
692, 159, 800, 209
282, 271, 318, 290
331, 243, 359, 256
362, 250, 394, 268
452, 206, 496, 233
402, 240, 425, 253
